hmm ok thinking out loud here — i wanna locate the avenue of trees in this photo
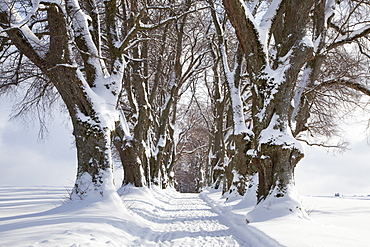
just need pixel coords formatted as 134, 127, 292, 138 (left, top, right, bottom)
1, 0, 370, 217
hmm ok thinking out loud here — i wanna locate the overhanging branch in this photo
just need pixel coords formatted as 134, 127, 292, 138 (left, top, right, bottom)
296, 138, 348, 150
318, 79, 370, 97
327, 24, 370, 51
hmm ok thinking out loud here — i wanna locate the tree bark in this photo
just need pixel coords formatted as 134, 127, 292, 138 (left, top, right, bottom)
0, 0, 126, 199
48, 67, 116, 198
223, 0, 315, 203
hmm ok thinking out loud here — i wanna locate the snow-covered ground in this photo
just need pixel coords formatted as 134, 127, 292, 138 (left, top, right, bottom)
0, 186, 369, 246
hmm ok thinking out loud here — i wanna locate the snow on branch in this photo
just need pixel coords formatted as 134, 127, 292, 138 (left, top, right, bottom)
209, 1, 252, 138
0, 0, 41, 30
223, 0, 266, 72
327, 23, 370, 51
325, 0, 336, 27
65, 0, 103, 76
258, 114, 303, 151
11, 0, 63, 27
0, 0, 41, 43
223, 0, 291, 73
0, 0, 47, 66
258, 0, 283, 54
180, 145, 209, 155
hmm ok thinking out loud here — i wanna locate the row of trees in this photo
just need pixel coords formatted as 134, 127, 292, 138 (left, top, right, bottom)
1, 0, 370, 216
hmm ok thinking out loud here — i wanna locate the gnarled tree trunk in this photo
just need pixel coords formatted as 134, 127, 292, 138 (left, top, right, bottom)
0, 0, 129, 200
223, 0, 315, 216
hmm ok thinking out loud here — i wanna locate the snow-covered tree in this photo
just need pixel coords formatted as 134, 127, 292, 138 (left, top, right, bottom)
221, 0, 370, 219
0, 0, 193, 199
0, 0, 132, 199
113, 0, 210, 189
3, 0, 370, 216
0, 0, 211, 198
208, 0, 254, 197
293, 0, 370, 143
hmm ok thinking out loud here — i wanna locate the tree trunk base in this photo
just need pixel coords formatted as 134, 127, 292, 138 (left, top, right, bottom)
245, 183, 309, 223
70, 169, 117, 201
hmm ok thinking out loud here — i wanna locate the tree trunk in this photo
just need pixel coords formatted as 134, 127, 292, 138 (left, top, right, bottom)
118, 146, 145, 187
113, 124, 145, 187
47, 66, 116, 199
253, 142, 303, 201
227, 133, 254, 196
223, 0, 315, 216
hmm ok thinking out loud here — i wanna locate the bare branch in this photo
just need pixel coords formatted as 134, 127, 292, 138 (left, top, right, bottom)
296, 138, 348, 150
318, 79, 370, 97
327, 25, 370, 51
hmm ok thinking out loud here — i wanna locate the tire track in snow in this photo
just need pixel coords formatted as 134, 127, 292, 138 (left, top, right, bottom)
128, 191, 252, 246
200, 192, 284, 247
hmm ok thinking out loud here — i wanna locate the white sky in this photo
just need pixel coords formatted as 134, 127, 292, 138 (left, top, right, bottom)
296, 126, 370, 196
0, 101, 370, 196
0, 101, 76, 188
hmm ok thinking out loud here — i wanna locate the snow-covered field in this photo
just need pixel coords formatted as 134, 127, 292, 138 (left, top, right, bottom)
0, 186, 369, 246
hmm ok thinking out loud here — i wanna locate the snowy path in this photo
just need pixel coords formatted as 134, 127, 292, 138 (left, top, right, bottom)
125, 189, 274, 246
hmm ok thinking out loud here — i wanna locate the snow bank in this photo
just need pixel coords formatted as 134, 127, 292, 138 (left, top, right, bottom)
0, 186, 140, 246
245, 184, 309, 223
1, 186, 370, 246
201, 188, 370, 247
